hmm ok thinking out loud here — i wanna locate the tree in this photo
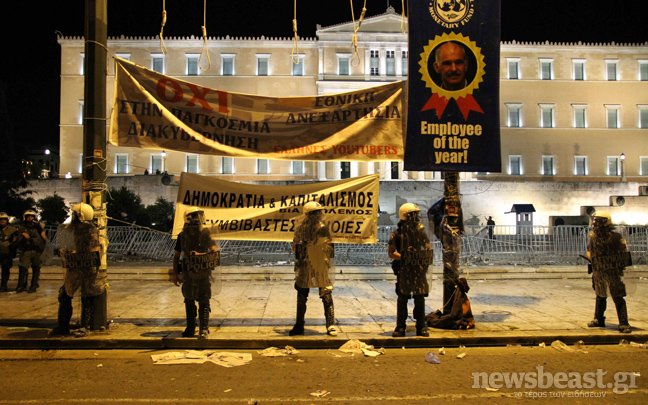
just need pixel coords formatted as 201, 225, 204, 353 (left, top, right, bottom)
106, 186, 148, 226
145, 197, 175, 232
36, 193, 69, 225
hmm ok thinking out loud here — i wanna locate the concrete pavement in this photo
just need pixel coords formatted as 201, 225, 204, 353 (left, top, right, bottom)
1, 265, 647, 350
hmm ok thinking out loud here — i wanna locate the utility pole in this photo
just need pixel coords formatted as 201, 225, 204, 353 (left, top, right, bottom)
83, 0, 109, 330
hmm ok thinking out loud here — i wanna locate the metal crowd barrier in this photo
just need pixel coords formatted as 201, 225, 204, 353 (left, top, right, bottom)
45, 224, 648, 266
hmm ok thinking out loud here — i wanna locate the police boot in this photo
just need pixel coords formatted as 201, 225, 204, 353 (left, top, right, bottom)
289, 293, 307, 336
182, 300, 197, 337
322, 293, 337, 336
15, 267, 28, 293
414, 295, 429, 337
75, 295, 96, 338
392, 297, 407, 337
0, 267, 9, 292
442, 282, 456, 315
587, 296, 607, 327
613, 296, 631, 334
27, 266, 40, 293
198, 302, 210, 339
51, 286, 73, 335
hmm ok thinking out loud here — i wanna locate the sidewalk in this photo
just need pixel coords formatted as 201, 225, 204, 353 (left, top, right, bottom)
1, 272, 647, 350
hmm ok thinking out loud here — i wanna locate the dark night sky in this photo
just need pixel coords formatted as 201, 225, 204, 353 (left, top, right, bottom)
0, 0, 645, 149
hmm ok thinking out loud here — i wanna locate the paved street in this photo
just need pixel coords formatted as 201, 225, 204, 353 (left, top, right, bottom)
1, 272, 647, 349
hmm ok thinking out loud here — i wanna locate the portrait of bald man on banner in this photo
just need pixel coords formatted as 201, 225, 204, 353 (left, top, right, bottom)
432, 41, 473, 91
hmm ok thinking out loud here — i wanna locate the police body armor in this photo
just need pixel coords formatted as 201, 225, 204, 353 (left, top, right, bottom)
20, 223, 46, 253
293, 216, 335, 289
588, 227, 632, 298
398, 220, 433, 296
57, 222, 105, 297
0, 225, 18, 256
180, 224, 221, 299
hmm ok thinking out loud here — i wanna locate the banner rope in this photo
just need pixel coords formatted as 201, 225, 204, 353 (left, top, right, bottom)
106, 216, 172, 235
350, 0, 367, 67
199, 0, 212, 72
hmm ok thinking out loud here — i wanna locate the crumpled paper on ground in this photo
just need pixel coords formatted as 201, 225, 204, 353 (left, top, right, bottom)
151, 350, 252, 367
257, 346, 300, 357
339, 339, 386, 356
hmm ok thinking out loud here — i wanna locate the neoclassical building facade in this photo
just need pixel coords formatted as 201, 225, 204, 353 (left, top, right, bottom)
57, 7, 648, 223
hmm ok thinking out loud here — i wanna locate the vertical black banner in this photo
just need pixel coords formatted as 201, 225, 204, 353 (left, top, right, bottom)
405, 1, 501, 172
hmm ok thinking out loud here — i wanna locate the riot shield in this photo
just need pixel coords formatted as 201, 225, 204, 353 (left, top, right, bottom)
587, 226, 635, 298
57, 223, 103, 297
293, 216, 335, 288
398, 218, 433, 296
181, 224, 222, 295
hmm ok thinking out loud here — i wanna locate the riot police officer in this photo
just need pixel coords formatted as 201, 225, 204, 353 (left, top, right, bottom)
15, 210, 47, 293
289, 201, 337, 336
586, 211, 632, 333
388, 203, 433, 337
51, 203, 105, 337
0, 212, 18, 292
172, 207, 219, 339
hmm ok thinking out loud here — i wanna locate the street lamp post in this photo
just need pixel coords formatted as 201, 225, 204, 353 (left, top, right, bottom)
620, 153, 626, 182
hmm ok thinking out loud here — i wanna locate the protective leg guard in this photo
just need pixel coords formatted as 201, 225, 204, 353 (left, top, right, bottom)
51, 286, 73, 335
15, 267, 28, 293
289, 293, 308, 336
442, 281, 456, 315
414, 295, 429, 337
612, 296, 631, 334
392, 296, 408, 337
587, 296, 607, 327
75, 295, 96, 338
322, 293, 337, 336
0, 266, 9, 292
198, 302, 210, 339
27, 266, 40, 293
182, 300, 197, 337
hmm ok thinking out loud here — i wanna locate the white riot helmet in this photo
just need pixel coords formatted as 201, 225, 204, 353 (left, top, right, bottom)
71, 203, 94, 222
23, 210, 37, 221
303, 201, 324, 215
592, 210, 613, 228
184, 207, 205, 225
399, 203, 421, 221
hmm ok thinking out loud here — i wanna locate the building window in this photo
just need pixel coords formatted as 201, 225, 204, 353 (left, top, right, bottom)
370, 50, 380, 76
341, 162, 351, 179
151, 154, 163, 173
606, 105, 620, 129
639, 60, 648, 81
605, 59, 619, 81
115, 53, 131, 61
257, 159, 269, 174
542, 156, 554, 176
186, 154, 199, 174
507, 58, 520, 79
79, 153, 84, 174
638, 105, 648, 129
292, 161, 304, 175
291, 55, 305, 76
509, 156, 522, 175
574, 156, 588, 176
221, 54, 235, 76
506, 104, 522, 127
402, 51, 408, 76
221, 157, 233, 174
114, 154, 129, 174
186, 54, 199, 75
256, 54, 270, 76
573, 59, 586, 80
539, 104, 555, 128
337, 54, 350, 76
607, 156, 620, 176
572, 104, 587, 128
80, 53, 85, 75
539, 59, 553, 80
386, 50, 395, 76
151, 54, 165, 73
78, 100, 84, 125
390, 161, 399, 179
641, 157, 648, 175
